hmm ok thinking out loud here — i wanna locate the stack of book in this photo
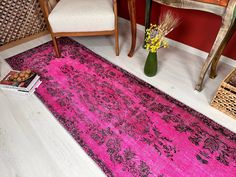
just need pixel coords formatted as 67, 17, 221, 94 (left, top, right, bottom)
0, 69, 41, 95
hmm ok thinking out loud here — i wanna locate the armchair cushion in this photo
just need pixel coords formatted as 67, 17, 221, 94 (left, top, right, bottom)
48, 0, 115, 33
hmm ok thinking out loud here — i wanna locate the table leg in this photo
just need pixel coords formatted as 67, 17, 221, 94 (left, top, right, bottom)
128, 0, 136, 57
143, 0, 152, 48
195, 4, 236, 91
195, 22, 236, 91
210, 19, 236, 79
210, 21, 236, 78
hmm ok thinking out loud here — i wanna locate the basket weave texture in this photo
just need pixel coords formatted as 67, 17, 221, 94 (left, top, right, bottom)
0, 0, 47, 46
211, 68, 236, 119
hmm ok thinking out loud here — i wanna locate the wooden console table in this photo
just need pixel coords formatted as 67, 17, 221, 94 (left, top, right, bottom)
127, 0, 236, 91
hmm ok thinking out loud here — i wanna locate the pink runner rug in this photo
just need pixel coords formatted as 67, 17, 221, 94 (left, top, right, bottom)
6, 38, 236, 177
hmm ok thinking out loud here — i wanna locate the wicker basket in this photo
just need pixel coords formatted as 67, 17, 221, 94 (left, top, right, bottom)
211, 68, 236, 119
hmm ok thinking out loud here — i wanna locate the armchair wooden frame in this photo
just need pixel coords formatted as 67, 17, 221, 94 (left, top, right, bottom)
39, 0, 119, 58
144, 0, 236, 91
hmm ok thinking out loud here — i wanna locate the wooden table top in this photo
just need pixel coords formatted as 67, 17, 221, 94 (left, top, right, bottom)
195, 0, 229, 6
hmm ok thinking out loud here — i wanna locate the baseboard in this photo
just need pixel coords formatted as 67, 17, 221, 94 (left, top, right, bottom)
119, 17, 236, 67
0, 31, 49, 52
166, 38, 236, 67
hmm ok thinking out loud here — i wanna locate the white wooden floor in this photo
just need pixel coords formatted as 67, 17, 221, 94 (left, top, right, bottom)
0, 19, 236, 177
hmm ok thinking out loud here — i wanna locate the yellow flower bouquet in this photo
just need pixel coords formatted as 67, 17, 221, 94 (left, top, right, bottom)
145, 24, 168, 53
145, 11, 180, 53
144, 11, 180, 77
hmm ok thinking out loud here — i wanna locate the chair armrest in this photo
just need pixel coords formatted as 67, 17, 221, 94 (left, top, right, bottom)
39, 0, 59, 17
113, 0, 118, 16
39, 0, 59, 32
39, 0, 51, 18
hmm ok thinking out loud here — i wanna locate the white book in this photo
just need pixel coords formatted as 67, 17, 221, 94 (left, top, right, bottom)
0, 70, 40, 91
2, 80, 42, 96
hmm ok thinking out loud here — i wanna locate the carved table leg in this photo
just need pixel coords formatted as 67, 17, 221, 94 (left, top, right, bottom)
195, 54, 214, 91
210, 20, 236, 78
195, 4, 236, 91
143, 0, 152, 48
128, 0, 136, 57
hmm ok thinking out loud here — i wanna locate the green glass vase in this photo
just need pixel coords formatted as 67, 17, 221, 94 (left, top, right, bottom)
144, 51, 158, 77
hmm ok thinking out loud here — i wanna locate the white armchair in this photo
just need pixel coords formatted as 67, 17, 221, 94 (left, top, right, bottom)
40, 0, 119, 57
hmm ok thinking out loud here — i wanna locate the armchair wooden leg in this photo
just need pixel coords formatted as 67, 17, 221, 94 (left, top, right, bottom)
115, 28, 119, 56
195, 18, 236, 91
51, 35, 60, 58
210, 21, 236, 78
114, 0, 119, 56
